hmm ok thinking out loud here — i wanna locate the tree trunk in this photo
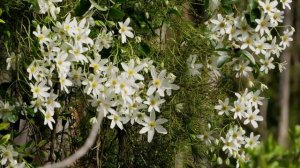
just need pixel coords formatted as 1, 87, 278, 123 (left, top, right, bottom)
295, 0, 300, 124
278, 5, 293, 148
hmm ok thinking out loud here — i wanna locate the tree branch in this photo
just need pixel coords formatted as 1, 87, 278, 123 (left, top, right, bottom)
41, 111, 104, 168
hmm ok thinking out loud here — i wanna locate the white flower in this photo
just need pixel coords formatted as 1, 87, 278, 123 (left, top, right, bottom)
30, 98, 45, 113
147, 68, 168, 96
30, 81, 50, 99
68, 44, 88, 63
250, 90, 264, 108
121, 59, 144, 80
131, 112, 145, 125
278, 61, 288, 72
94, 29, 113, 52
59, 75, 73, 93
45, 91, 61, 110
255, 14, 271, 36
280, 28, 294, 49
107, 111, 124, 130
73, 18, 94, 46
245, 132, 260, 149
89, 94, 115, 117
7, 159, 25, 168
43, 109, 55, 130
55, 52, 71, 76
197, 123, 214, 145
227, 126, 245, 148
240, 35, 256, 51
254, 37, 271, 55
270, 9, 284, 26
88, 55, 108, 74
210, 14, 229, 35
69, 67, 84, 86
220, 136, 237, 155
60, 14, 77, 36
6, 52, 17, 70
258, 0, 278, 15
243, 108, 263, 128
187, 55, 203, 76
144, 94, 166, 112
33, 25, 51, 44
235, 89, 252, 104
48, 2, 61, 20
37, 0, 62, 19
139, 112, 168, 142
118, 18, 134, 43
234, 60, 253, 78
0, 145, 18, 165
260, 56, 275, 74
236, 19, 253, 39
215, 98, 232, 115
280, 0, 292, 9
231, 101, 246, 120
0, 101, 15, 120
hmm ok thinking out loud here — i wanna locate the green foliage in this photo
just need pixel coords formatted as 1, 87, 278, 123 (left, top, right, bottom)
242, 126, 300, 168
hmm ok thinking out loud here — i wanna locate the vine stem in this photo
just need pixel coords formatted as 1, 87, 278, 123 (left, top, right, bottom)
41, 111, 104, 168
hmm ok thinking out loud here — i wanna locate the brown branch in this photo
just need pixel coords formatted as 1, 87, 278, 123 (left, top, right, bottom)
41, 111, 104, 168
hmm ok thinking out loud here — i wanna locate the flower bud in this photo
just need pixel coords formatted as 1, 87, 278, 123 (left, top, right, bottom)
217, 157, 223, 165
175, 103, 184, 112
90, 117, 97, 125
225, 158, 230, 165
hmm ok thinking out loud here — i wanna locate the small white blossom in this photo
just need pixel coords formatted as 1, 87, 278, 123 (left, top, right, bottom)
139, 112, 168, 142
118, 18, 134, 43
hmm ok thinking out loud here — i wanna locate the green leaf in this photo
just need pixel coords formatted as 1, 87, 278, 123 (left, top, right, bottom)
90, 0, 108, 11
0, 122, 10, 130
0, 134, 10, 145
168, 7, 181, 17
37, 140, 48, 147
221, 0, 233, 14
139, 42, 151, 56
108, 7, 125, 20
250, 8, 261, 22
94, 20, 105, 27
7, 114, 18, 123
0, 19, 5, 24
204, 0, 209, 9
107, 21, 116, 27
239, 50, 256, 64
216, 55, 231, 68
75, 0, 91, 16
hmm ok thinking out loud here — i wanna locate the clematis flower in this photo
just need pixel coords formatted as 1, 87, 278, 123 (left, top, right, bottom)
30, 81, 50, 99
139, 112, 168, 142
118, 18, 134, 43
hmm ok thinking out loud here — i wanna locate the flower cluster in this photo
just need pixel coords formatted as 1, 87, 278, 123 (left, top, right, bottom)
199, 0, 295, 166
215, 89, 263, 162
37, 0, 62, 20
28, 12, 179, 143
0, 145, 24, 167
208, 0, 294, 79
220, 126, 260, 166
197, 89, 264, 165
186, 54, 203, 76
